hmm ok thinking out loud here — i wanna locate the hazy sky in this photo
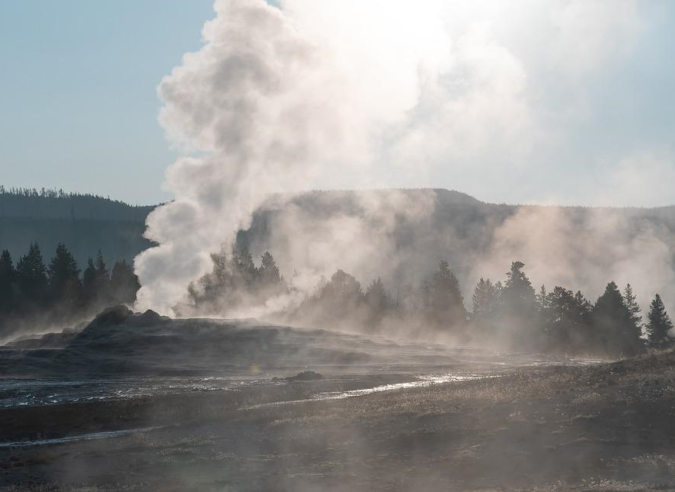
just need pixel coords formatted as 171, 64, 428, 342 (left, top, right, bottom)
1, 1, 674, 207
0, 0, 213, 204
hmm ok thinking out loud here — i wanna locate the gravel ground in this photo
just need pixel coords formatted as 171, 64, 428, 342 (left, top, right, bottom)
2, 349, 675, 491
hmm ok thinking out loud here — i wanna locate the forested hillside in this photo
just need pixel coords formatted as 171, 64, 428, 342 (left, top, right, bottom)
0, 188, 155, 266
3, 186, 675, 327
242, 189, 675, 298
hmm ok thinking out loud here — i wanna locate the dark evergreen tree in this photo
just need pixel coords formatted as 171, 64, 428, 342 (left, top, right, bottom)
592, 282, 643, 356
544, 286, 592, 352
574, 291, 593, 316
47, 243, 82, 307
0, 238, 142, 336
646, 294, 674, 348
185, 247, 255, 315
537, 285, 548, 309
320, 270, 364, 305
427, 261, 466, 328
494, 281, 504, 296
82, 257, 98, 306
472, 278, 499, 320
542, 286, 572, 345
537, 284, 551, 335
498, 261, 539, 347
574, 290, 594, 333
471, 278, 499, 338
364, 277, 390, 326
0, 250, 15, 314
94, 250, 111, 301
623, 284, 643, 329
15, 243, 48, 307
233, 246, 256, 287
501, 262, 537, 313
183, 248, 289, 316
258, 252, 283, 289
573, 290, 594, 350
110, 260, 141, 305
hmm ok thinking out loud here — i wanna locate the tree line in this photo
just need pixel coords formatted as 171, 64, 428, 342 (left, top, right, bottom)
469, 261, 672, 356
185, 249, 674, 357
0, 243, 140, 337
3, 240, 671, 358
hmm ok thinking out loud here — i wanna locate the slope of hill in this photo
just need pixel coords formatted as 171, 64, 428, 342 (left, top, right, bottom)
0, 189, 154, 221
0, 305, 470, 376
0, 189, 156, 265
2, 187, 675, 310
241, 189, 675, 309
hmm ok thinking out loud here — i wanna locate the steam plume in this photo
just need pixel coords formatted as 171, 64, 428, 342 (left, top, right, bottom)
134, 0, 452, 313
135, 0, 658, 316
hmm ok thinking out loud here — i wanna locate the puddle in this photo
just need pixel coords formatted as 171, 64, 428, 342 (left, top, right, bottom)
313, 373, 494, 401
242, 372, 498, 410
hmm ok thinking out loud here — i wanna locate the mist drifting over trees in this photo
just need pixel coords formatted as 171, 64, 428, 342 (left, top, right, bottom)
0, 242, 140, 340
0, 187, 154, 268
180, 245, 674, 358
3, 187, 675, 359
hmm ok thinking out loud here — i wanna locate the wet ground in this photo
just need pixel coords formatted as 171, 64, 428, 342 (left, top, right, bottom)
0, 376, 267, 410
2, 314, 673, 491
2, 352, 650, 491
2, 352, 675, 491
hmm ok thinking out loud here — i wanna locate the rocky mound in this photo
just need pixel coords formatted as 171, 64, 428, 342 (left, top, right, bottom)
0, 308, 463, 377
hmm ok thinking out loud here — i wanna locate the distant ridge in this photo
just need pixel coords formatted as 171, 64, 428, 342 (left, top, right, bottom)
2, 187, 675, 297
0, 187, 156, 266
0, 187, 155, 222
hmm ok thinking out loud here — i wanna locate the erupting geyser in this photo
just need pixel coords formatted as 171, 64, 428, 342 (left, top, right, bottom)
133, 0, 458, 314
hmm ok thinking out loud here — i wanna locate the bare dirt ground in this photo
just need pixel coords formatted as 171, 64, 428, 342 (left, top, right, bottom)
2, 349, 675, 491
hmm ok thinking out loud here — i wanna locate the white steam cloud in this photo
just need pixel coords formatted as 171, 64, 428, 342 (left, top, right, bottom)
135, 0, 453, 313
471, 206, 675, 312
135, 0, 665, 315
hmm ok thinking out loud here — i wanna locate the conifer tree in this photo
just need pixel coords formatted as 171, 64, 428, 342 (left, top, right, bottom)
0, 250, 15, 313
428, 261, 466, 328
321, 269, 363, 305
234, 246, 256, 287
574, 291, 593, 319
646, 294, 674, 348
258, 252, 282, 288
110, 260, 141, 305
472, 278, 499, 320
15, 243, 48, 307
48, 244, 81, 306
623, 284, 643, 329
498, 261, 539, 347
537, 285, 549, 311
544, 286, 592, 351
572, 290, 594, 348
573, 290, 594, 348
501, 262, 536, 311
93, 251, 111, 305
365, 277, 390, 325
592, 282, 643, 356
82, 258, 98, 306
471, 277, 499, 338
543, 286, 573, 346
